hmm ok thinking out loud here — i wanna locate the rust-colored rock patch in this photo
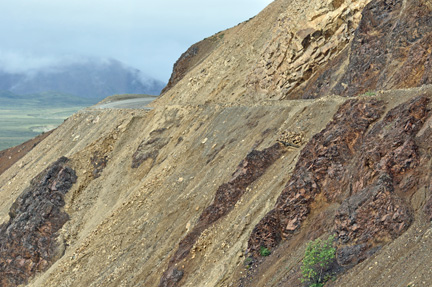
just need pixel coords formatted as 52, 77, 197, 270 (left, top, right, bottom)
0, 157, 76, 287
302, 0, 432, 98
248, 99, 386, 256
160, 143, 284, 287
334, 96, 430, 265
247, 96, 431, 272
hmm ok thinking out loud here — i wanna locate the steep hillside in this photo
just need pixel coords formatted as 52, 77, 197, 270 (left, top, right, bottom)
155, 0, 372, 105
1, 0, 432, 287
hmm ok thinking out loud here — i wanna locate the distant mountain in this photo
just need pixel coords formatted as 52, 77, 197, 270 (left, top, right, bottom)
0, 58, 165, 100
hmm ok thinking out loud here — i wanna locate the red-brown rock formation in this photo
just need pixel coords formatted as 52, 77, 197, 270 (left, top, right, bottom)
0, 157, 76, 286
161, 143, 284, 287
301, 0, 432, 99
248, 95, 431, 270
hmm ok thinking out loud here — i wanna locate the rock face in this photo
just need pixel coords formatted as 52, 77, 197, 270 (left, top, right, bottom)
334, 96, 429, 264
248, 96, 430, 268
161, 33, 223, 94
131, 128, 170, 169
248, 98, 387, 254
0, 157, 76, 286
246, 0, 432, 100
302, 0, 432, 98
160, 143, 284, 287
2, 0, 432, 287
247, 0, 368, 98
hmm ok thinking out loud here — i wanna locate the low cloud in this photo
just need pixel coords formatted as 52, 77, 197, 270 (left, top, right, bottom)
0, 1, 273, 81
0, 51, 111, 75
0, 51, 59, 74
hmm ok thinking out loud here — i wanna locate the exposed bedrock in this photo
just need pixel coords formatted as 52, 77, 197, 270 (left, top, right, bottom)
160, 143, 284, 287
248, 95, 431, 268
0, 157, 76, 287
302, 0, 432, 98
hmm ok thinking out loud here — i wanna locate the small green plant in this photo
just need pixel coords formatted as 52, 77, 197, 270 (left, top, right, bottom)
259, 246, 271, 257
363, 90, 376, 97
301, 235, 336, 287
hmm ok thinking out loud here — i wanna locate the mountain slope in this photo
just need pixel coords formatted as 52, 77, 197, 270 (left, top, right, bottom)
1, 0, 432, 287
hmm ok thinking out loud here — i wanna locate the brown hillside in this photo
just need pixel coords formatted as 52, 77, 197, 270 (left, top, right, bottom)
0, 131, 52, 176
0, 0, 432, 287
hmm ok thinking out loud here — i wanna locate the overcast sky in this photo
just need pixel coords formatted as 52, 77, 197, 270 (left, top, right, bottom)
0, 0, 273, 82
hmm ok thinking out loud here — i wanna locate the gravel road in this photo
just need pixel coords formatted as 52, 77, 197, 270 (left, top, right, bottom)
91, 97, 155, 109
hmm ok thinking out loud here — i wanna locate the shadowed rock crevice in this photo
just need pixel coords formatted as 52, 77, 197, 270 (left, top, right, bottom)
91, 151, 108, 178
0, 156, 77, 287
160, 143, 284, 287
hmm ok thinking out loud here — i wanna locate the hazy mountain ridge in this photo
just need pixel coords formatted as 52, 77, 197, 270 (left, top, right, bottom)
0, 58, 165, 100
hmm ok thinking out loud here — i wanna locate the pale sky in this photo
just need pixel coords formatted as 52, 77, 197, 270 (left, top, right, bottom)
0, 0, 273, 82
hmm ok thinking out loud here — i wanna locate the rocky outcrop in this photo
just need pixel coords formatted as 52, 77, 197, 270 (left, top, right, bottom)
247, 0, 369, 99
334, 96, 429, 265
302, 0, 432, 98
248, 98, 386, 255
90, 151, 108, 178
132, 128, 170, 168
246, 0, 432, 101
160, 143, 284, 287
0, 157, 76, 286
247, 95, 430, 271
161, 33, 223, 94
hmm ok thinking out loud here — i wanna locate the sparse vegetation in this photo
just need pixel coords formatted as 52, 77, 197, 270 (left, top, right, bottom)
259, 246, 271, 257
301, 235, 336, 287
362, 90, 376, 97
207, 32, 225, 42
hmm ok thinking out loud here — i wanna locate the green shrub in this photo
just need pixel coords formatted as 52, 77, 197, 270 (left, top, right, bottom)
301, 235, 336, 287
363, 90, 376, 97
259, 246, 271, 257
